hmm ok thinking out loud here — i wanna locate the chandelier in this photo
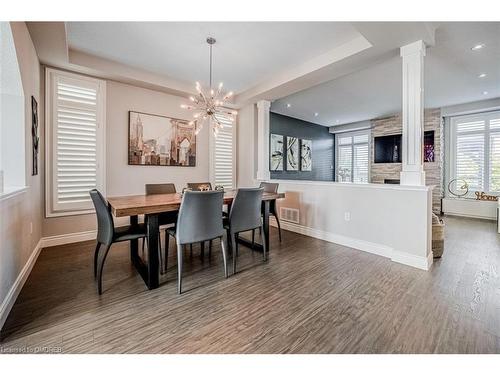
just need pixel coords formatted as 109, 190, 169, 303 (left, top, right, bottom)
181, 37, 237, 137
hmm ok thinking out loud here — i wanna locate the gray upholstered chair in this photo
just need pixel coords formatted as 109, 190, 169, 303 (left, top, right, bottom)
224, 188, 266, 274
166, 190, 228, 294
145, 183, 176, 195
145, 183, 177, 273
187, 182, 212, 191
259, 182, 282, 242
90, 189, 147, 295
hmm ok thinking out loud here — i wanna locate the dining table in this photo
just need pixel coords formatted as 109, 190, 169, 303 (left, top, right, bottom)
107, 190, 285, 290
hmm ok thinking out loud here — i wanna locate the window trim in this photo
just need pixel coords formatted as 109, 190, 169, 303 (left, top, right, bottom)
335, 129, 371, 183
45, 68, 107, 217
448, 110, 500, 197
209, 112, 237, 189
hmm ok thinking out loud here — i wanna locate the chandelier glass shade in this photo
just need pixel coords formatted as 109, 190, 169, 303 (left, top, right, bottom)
181, 37, 237, 137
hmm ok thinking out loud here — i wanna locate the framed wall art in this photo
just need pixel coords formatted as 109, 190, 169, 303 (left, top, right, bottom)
286, 136, 299, 171
128, 111, 196, 166
301, 139, 312, 171
270, 133, 284, 171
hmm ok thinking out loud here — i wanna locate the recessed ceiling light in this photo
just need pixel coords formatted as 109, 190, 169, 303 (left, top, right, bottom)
478, 73, 487, 78
286, 103, 291, 108
471, 44, 485, 51
483, 91, 489, 95
314, 112, 319, 117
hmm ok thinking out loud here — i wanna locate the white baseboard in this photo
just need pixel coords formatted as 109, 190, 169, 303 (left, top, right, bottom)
271, 219, 432, 271
0, 239, 43, 330
40, 230, 97, 248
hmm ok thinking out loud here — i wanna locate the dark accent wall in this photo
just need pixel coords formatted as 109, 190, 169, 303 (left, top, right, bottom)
270, 112, 335, 181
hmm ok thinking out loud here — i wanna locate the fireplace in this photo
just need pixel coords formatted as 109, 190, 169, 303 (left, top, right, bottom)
384, 179, 400, 184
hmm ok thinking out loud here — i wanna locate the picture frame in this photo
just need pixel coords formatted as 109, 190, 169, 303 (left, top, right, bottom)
128, 111, 197, 166
270, 134, 284, 171
31, 96, 39, 176
286, 136, 299, 171
301, 139, 312, 171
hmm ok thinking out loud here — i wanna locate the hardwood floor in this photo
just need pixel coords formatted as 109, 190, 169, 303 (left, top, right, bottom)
1, 216, 500, 353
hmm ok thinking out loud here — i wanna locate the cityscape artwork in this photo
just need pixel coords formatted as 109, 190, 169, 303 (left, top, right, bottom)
128, 111, 196, 166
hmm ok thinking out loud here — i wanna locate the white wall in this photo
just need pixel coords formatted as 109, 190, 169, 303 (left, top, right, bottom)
0, 22, 43, 329
273, 180, 433, 270
42, 79, 211, 237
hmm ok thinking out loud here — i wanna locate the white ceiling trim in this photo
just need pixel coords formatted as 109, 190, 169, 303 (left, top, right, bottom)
68, 49, 196, 98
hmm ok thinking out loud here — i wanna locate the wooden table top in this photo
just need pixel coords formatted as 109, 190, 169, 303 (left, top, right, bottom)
107, 190, 285, 217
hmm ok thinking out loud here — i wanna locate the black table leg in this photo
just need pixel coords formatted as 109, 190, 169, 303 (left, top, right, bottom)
129, 214, 160, 289
130, 215, 139, 262
146, 214, 160, 289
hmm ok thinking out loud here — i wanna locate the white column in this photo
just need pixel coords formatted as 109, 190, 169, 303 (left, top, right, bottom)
256, 100, 271, 181
400, 40, 426, 186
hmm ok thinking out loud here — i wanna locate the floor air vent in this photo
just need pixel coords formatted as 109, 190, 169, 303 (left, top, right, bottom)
279, 207, 299, 224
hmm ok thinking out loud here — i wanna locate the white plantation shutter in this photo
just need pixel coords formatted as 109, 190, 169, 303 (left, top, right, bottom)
455, 132, 484, 195
490, 133, 500, 192
450, 111, 500, 196
337, 143, 352, 182
46, 69, 106, 216
212, 114, 235, 189
353, 143, 369, 183
336, 130, 370, 183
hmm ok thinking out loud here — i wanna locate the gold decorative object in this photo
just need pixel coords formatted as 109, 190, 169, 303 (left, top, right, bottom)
475, 191, 498, 201
448, 178, 469, 198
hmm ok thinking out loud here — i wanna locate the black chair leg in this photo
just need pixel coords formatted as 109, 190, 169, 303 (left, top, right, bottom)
177, 243, 183, 294
251, 229, 255, 249
93, 242, 101, 279
231, 232, 237, 274
261, 225, 267, 262
235, 234, 239, 257
158, 232, 163, 273
220, 237, 228, 278
274, 213, 282, 242
190, 244, 193, 258
209, 240, 212, 258
97, 244, 112, 295
200, 241, 205, 260
164, 231, 169, 274
226, 228, 232, 254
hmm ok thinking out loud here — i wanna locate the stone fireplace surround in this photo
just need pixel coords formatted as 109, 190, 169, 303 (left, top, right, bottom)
370, 108, 443, 213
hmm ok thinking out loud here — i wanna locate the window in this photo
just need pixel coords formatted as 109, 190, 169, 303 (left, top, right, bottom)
336, 130, 370, 183
449, 111, 500, 197
210, 113, 236, 189
0, 22, 26, 196
45, 68, 106, 216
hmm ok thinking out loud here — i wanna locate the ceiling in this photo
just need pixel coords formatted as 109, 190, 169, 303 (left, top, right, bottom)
272, 22, 500, 126
66, 22, 361, 94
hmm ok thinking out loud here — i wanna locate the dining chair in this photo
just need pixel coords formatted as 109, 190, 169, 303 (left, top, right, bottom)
166, 190, 228, 294
224, 188, 266, 274
187, 182, 212, 191
145, 183, 177, 274
90, 189, 148, 295
258, 182, 282, 242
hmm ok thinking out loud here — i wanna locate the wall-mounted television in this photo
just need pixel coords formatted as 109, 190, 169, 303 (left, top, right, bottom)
374, 134, 402, 163
374, 131, 434, 164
